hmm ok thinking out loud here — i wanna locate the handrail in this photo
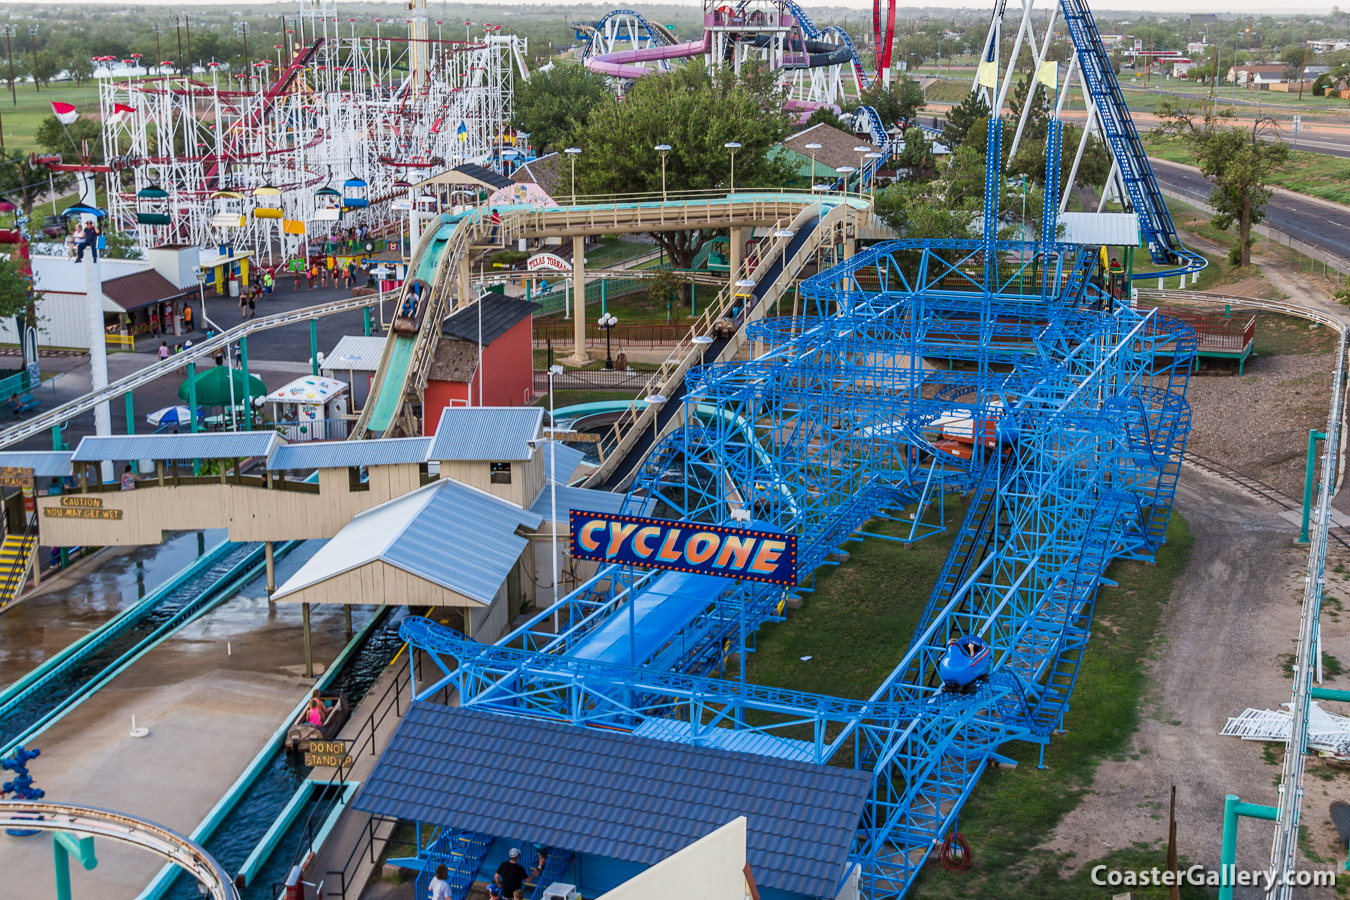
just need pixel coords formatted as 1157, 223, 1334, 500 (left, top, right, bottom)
0, 801, 238, 900
0, 511, 37, 611
0, 294, 381, 450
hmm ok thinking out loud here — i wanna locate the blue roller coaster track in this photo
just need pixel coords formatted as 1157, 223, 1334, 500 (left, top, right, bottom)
402, 122, 1197, 899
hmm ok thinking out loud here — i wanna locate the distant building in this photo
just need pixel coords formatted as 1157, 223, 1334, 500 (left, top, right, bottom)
773, 123, 878, 184
1307, 38, 1350, 54
1186, 41, 1210, 55
1228, 64, 1286, 87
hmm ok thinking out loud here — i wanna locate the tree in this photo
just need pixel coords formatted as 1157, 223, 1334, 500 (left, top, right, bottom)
31, 50, 60, 87
1280, 44, 1307, 82
0, 253, 36, 321
510, 64, 610, 152
574, 61, 794, 269
67, 55, 93, 86
1006, 70, 1050, 145
860, 76, 926, 127
942, 91, 990, 152
874, 181, 976, 269
1157, 102, 1289, 267
35, 115, 104, 165
0, 152, 70, 219
894, 128, 937, 182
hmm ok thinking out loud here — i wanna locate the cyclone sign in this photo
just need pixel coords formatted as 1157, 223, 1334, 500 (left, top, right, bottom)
569, 510, 798, 586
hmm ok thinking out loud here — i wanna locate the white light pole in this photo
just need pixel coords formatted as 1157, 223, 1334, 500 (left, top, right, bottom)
547, 363, 564, 632
836, 165, 856, 194
564, 147, 581, 203
865, 151, 884, 196
853, 145, 872, 198
654, 144, 671, 201
724, 141, 741, 193
804, 141, 821, 190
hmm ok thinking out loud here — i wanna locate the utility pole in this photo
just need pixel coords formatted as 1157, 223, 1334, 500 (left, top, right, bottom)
151, 25, 161, 72
2, 27, 15, 106
175, 17, 184, 74
184, 16, 192, 74
1298, 32, 1309, 101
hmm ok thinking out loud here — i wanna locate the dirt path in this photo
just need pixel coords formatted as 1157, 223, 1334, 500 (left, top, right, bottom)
1042, 473, 1350, 896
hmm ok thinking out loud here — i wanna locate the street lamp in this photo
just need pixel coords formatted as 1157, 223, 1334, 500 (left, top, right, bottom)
27, 26, 38, 94
853, 145, 872, 198
644, 393, 667, 443
564, 147, 581, 204
598, 312, 618, 369
546, 363, 564, 630
2, 27, 15, 106
865, 152, 884, 195
804, 141, 821, 190
654, 144, 671, 201
724, 141, 741, 193
836, 165, 856, 193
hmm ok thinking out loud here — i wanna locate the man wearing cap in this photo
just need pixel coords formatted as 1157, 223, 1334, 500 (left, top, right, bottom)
495, 848, 528, 898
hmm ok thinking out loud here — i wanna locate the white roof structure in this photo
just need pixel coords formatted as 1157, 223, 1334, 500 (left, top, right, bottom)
1056, 212, 1141, 248
265, 375, 348, 405
324, 336, 387, 374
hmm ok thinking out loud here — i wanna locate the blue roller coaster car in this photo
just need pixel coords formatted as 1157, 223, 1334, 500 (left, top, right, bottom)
938, 635, 991, 694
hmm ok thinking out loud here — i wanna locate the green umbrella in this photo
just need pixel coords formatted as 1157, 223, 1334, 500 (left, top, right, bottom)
177, 366, 267, 407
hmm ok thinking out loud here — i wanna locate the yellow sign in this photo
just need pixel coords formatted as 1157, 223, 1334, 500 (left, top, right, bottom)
44, 496, 123, 520
304, 740, 353, 768
561, 432, 602, 444
0, 467, 34, 488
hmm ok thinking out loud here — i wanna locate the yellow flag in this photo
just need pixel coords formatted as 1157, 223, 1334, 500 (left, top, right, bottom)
977, 61, 998, 88
1037, 60, 1058, 89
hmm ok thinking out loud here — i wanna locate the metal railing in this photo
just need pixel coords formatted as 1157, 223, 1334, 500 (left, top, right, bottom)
0, 294, 380, 449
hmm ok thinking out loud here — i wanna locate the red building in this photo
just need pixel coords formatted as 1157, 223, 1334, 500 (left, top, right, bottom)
423, 294, 540, 433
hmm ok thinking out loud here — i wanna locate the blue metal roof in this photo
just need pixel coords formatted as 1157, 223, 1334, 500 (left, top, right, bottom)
274, 479, 542, 605
632, 718, 819, 764
536, 440, 587, 483
529, 484, 653, 522
72, 432, 280, 462
0, 451, 74, 479
353, 704, 869, 899
567, 570, 728, 666
268, 437, 432, 471
427, 407, 543, 461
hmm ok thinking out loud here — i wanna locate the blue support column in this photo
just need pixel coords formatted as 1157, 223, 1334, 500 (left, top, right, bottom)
1041, 119, 1062, 247
983, 118, 1002, 290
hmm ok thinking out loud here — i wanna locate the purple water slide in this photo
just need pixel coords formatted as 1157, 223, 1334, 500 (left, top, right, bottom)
585, 30, 711, 79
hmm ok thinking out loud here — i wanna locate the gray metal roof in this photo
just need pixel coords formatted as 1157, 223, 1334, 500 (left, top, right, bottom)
274, 479, 542, 605
1057, 212, 1141, 248
427, 407, 543, 461
353, 704, 869, 898
0, 451, 74, 479
536, 440, 587, 484
323, 335, 387, 373
71, 432, 281, 462
268, 437, 432, 471
530, 484, 653, 521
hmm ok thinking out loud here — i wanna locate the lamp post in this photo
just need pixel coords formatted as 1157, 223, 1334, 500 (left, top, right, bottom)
853, 145, 871, 197
599, 312, 618, 369
865, 152, 883, 195
804, 141, 821, 190
27, 26, 38, 94
724, 141, 741, 193
836, 165, 856, 194
644, 393, 667, 444
546, 363, 564, 631
564, 147, 581, 204
655, 144, 671, 201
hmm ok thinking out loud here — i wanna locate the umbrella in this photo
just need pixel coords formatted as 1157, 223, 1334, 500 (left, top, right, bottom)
146, 405, 202, 427
177, 366, 267, 408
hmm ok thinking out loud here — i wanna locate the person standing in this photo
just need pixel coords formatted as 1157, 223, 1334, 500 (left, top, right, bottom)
248, 295, 256, 319
157, 341, 170, 363
150, 310, 160, 338
264, 271, 274, 296
239, 291, 249, 320
494, 848, 527, 899
428, 864, 451, 900
183, 305, 194, 333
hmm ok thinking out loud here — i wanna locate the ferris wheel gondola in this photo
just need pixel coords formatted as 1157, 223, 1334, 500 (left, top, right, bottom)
341, 177, 369, 209
253, 184, 284, 220
135, 186, 171, 226
209, 190, 246, 229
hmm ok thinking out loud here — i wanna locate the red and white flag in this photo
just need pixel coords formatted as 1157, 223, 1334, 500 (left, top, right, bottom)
50, 102, 79, 125
107, 102, 136, 125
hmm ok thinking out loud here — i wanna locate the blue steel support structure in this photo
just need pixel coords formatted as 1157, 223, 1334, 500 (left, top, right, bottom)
402, 220, 1196, 897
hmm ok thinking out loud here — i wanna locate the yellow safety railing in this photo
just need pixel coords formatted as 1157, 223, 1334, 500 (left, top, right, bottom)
105, 334, 136, 350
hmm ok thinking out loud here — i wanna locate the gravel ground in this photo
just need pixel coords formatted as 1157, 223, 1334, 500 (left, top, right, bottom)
1044, 474, 1350, 897
1184, 350, 1335, 499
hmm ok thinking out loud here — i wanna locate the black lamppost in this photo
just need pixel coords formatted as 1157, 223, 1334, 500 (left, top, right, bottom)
599, 312, 618, 369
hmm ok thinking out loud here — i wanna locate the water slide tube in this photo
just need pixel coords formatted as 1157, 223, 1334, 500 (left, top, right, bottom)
585, 29, 711, 78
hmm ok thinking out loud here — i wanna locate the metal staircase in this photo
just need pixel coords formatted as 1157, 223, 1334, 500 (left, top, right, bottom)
0, 515, 37, 611
1058, 0, 1204, 274
414, 830, 493, 900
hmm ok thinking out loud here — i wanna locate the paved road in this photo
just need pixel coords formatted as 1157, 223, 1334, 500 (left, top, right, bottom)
1149, 158, 1350, 263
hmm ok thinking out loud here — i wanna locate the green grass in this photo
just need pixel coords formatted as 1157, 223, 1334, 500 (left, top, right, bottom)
1252, 312, 1339, 358
0, 82, 101, 153
748, 501, 1197, 899
1146, 132, 1350, 206
533, 389, 639, 411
